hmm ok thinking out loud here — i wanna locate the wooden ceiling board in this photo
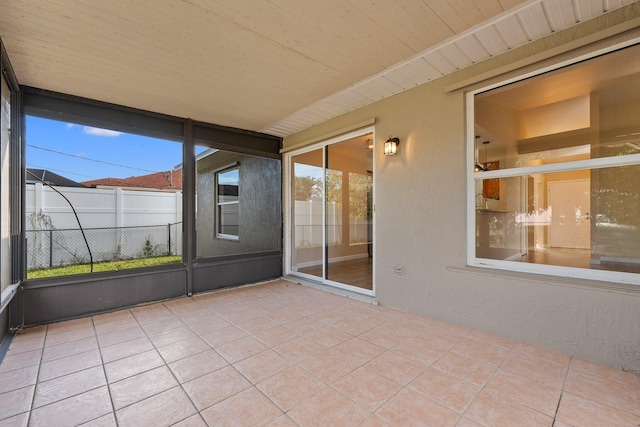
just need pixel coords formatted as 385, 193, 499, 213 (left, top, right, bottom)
478, 0, 512, 19
0, 0, 635, 137
2, 3, 343, 128
345, 0, 449, 52
423, 0, 471, 34
427, 0, 477, 34
448, 0, 488, 27
185, 0, 384, 82
268, 0, 416, 69
498, 0, 529, 9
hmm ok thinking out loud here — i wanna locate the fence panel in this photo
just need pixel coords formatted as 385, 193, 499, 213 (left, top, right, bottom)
26, 223, 182, 269
25, 183, 183, 270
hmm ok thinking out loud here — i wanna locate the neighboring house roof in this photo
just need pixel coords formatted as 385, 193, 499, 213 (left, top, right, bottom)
26, 169, 86, 188
82, 170, 182, 191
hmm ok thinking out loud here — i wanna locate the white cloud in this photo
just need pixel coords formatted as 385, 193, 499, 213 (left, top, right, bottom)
66, 123, 77, 129
83, 126, 121, 137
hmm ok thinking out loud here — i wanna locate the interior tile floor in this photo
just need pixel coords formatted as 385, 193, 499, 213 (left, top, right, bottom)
0, 279, 638, 426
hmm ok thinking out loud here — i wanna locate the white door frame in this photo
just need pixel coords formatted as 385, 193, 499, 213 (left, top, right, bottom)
283, 126, 375, 296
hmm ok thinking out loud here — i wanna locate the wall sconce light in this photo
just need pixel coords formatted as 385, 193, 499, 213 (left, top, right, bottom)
365, 139, 373, 151
384, 137, 399, 156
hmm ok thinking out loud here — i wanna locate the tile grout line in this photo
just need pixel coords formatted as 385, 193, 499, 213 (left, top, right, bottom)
13, 283, 639, 426
179, 293, 303, 425
160, 300, 210, 425
552, 355, 574, 426
25, 325, 47, 427
92, 314, 119, 427
163, 297, 255, 425
191, 290, 358, 424
128, 304, 204, 426
447, 334, 516, 426
194, 293, 293, 424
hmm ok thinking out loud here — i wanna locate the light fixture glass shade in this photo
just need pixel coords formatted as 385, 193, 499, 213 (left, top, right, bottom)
384, 137, 399, 156
365, 139, 373, 151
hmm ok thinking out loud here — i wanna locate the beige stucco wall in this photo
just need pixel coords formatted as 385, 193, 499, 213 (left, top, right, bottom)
283, 4, 640, 373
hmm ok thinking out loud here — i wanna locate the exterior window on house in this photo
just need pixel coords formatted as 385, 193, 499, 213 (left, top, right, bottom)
25, 116, 183, 279
195, 147, 281, 260
216, 167, 239, 240
470, 42, 640, 285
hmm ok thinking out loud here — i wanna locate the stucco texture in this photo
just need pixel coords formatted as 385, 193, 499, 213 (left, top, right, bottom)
282, 5, 640, 373
196, 151, 281, 259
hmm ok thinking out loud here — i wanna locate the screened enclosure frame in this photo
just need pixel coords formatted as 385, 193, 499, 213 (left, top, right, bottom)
10, 86, 283, 326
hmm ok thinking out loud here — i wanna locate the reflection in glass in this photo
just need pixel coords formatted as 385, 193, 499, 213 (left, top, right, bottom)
476, 166, 640, 274
326, 139, 373, 289
474, 43, 640, 277
348, 172, 373, 246
475, 44, 640, 169
290, 134, 374, 291
291, 149, 323, 280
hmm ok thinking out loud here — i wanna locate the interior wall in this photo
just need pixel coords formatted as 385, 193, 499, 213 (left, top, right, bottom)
282, 10, 640, 373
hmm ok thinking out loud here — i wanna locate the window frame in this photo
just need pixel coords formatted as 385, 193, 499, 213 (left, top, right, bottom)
466, 38, 640, 286
215, 164, 240, 241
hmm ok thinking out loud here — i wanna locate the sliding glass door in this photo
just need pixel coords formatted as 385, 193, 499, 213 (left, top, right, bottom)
291, 148, 324, 281
289, 129, 374, 294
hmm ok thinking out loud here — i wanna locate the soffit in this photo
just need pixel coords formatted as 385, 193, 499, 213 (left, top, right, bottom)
0, 0, 635, 138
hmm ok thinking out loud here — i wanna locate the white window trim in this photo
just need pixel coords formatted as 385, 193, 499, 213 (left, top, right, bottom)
215, 164, 239, 241
466, 39, 640, 286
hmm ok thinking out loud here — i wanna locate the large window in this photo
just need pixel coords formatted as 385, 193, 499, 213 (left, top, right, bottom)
216, 166, 239, 240
25, 116, 183, 278
469, 42, 640, 285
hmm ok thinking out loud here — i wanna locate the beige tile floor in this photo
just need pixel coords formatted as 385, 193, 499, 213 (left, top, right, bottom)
0, 279, 639, 426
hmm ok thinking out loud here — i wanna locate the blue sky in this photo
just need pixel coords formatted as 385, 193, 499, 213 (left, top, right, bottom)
26, 116, 184, 182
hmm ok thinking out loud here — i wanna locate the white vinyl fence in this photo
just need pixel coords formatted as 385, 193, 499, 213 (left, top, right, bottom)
26, 183, 182, 269
293, 199, 370, 248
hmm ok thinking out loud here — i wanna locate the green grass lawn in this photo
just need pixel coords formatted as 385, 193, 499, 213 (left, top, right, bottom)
27, 255, 182, 279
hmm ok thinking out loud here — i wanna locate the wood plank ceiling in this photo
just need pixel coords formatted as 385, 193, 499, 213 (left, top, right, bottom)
0, 0, 636, 137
